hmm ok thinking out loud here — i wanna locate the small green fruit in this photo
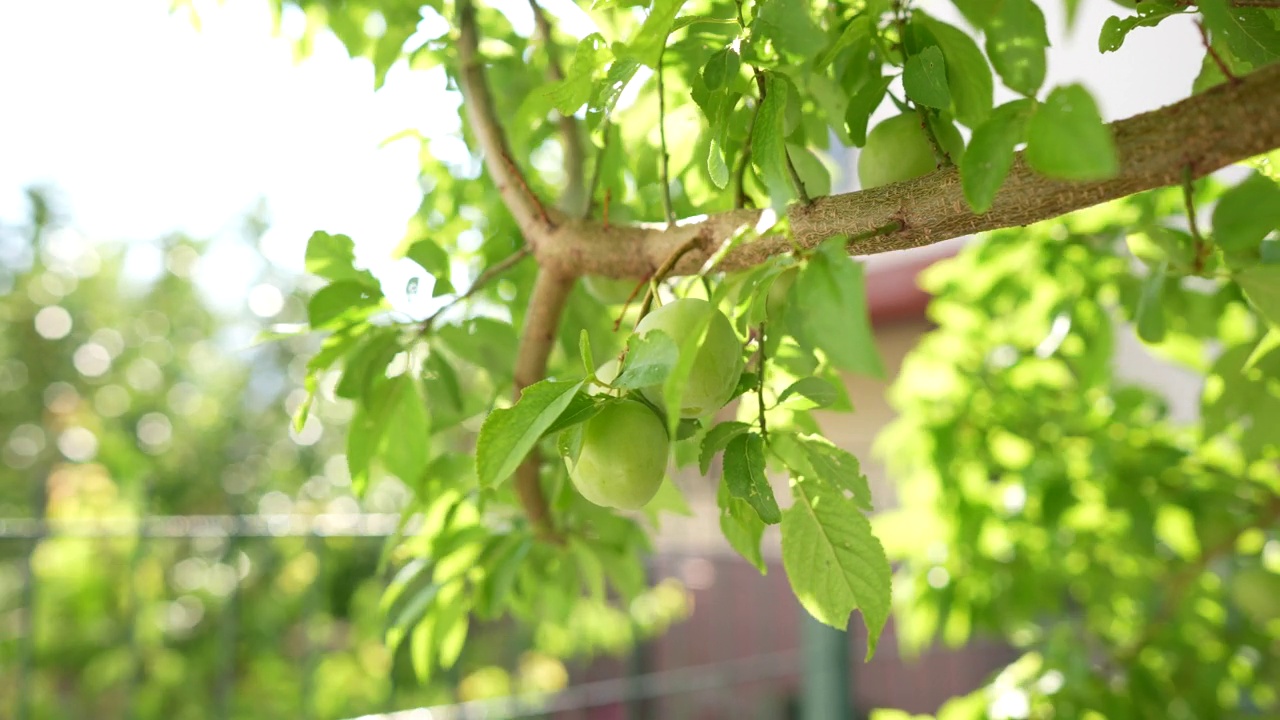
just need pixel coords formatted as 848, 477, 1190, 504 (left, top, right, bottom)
583, 276, 638, 305
634, 298, 743, 418
858, 114, 965, 190
568, 399, 669, 509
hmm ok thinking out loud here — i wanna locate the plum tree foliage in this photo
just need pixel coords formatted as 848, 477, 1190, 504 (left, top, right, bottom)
278, 0, 1280, 712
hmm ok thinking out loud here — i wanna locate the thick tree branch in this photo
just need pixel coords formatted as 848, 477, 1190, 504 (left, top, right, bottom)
456, 0, 555, 239
512, 269, 575, 542
535, 62, 1280, 279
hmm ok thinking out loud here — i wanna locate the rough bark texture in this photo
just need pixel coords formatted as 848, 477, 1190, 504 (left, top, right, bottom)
511, 268, 575, 540
537, 61, 1280, 279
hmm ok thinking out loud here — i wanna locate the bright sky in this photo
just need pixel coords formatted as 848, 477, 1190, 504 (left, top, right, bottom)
0, 0, 1202, 307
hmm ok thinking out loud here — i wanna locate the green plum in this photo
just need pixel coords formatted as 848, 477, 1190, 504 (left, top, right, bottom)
567, 399, 669, 509
634, 298, 743, 418
858, 113, 965, 190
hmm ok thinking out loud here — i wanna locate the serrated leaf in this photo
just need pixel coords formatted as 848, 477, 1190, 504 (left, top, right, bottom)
702, 48, 740, 90
794, 434, 874, 511
623, 0, 682, 67
545, 34, 611, 115
782, 477, 891, 658
404, 238, 451, 289
960, 98, 1035, 213
476, 379, 585, 487
542, 392, 608, 437
614, 330, 679, 389
718, 480, 767, 573
778, 377, 840, 408
845, 76, 893, 147
984, 0, 1049, 97
1213, 173, 1280, 253
918, 15, 994, 128
904, 46, 951, 109
1025, 84, 1119, 181
1237, 264, 1280, 326
755, 0, 822, 58
752, 72, 793, 206
797, 241, 885, 377
1098, 8, 1180, 54
1200, 0, 1280, 67
815, 16, 871, 71
700, 420, 752, 474
723, 433, 781, 524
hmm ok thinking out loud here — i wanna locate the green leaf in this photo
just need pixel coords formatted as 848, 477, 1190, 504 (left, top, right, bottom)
815, 16, 871, 71
960, 99, 1035, 213
723, 432, 781, 524
700, 421, 752, 474
380, 378, 430, 483
643, 478, 694, 525
306, 230, 378, 286
751, 72, 793, 206
1199, 0, 1280, 67
845, 76, 893, 147
797, 242, 885, 377
614, 330, 679, 390
662, 307, 713, 436
702, 48, 740, 91
545, 34, 611, 115
1025, 84, 1119, 181
782, 476, 891, 657
1136, 263, 1169, 343
778, 377, 839, 408
1244, 328, 1280, 371
1237, 264, 1280, 326
437, 318, 520, 379
984, 0, 1050, 97
1098, 8, 1182, 54
795, 434, 874, 511
708, 136, 731, 189
918, 15, 994, 128
307, 281, 382, 328
950, 0, 1002, 28
403, 238, 453, 294
718, 481, 768, 573
623, 0, 682, 68
1213, 173, 1280, 253
476, 379, 585, 487
579, 329, 595, 377
903, 46, 951, 109
542, 392, 608, 437
755, 0, 822, 58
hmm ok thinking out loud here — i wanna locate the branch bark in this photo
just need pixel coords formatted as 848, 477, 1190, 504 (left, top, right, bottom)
456, 0, 555, 240
512, 269, 575, 542
536, 62, 1280, 279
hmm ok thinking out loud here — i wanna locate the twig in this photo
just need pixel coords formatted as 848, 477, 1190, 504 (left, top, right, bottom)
635, 235, 704, 326
419, 248, 531, 334
733, 102, 762, 209
658, 50, 676, 228
512, 270, 576, 543
456, 0, 554, 234
583, 120, 612, 219
612, 273, 654, 332
1182, 165, 1211, 274
526, 0, 587, 214
1196, 20, 1239, 86
845, 221, 906, 252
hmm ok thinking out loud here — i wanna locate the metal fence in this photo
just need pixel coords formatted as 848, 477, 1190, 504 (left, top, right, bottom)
0, 508, 1014, 720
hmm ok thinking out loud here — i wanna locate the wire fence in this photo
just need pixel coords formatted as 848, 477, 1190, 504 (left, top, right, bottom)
0, 510, 1014, 720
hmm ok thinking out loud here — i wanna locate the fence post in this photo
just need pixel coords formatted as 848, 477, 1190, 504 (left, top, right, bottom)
800, 613, 851, 720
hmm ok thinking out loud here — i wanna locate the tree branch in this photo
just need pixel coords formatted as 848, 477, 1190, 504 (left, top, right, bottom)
534, 62, 1280, 279
513, 269, 575, 542
526, 0, 588, 215
456, 0, 555, 239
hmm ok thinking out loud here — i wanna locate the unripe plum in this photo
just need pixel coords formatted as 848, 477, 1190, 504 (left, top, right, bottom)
568, 399, 669, 509
634, 298, 743, 418
858, 114, 964, 190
